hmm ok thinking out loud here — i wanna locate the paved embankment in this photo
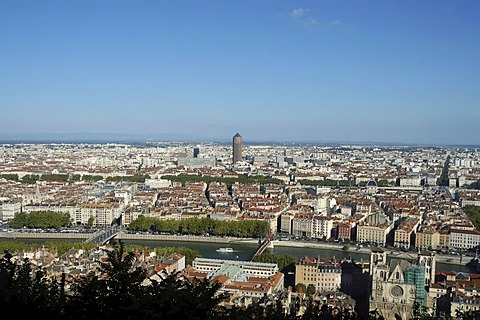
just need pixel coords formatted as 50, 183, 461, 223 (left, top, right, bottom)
116, 232, 234, 243
0, 231, 468, 266
272, 240, 466, 265
0, 231, 89, 240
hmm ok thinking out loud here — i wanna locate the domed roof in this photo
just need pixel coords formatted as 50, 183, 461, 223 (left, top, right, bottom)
366, 180, 377, 187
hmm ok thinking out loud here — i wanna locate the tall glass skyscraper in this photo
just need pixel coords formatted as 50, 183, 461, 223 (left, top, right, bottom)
233, 133, 242, 163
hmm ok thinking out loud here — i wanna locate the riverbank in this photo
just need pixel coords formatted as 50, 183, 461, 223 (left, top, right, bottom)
0, 230, 258, 244
0, 231, 468, 266
272, 240, 466, 265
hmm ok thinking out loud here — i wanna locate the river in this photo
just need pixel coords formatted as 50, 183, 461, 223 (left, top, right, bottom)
1, 237, 474, 273
119, 239, 474, 273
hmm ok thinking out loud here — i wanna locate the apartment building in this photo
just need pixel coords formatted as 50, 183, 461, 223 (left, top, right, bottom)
449, 228, 480, 250
439, 230, 451, 250
312, 215, 334, 239
0, 201, 21, 221
192, 258, 279, 276
356, 211, 394, 245
356, 223, 392, 246
186, 258, 284, 305
430, 271, 480, 318
394, 217, 420, 248
415, 228, 440, 250
336, 221, 352, 240
295, 257, 342, 292
292, 214, 313, 238
75, 203, 122, 226
280, 212, 295, 234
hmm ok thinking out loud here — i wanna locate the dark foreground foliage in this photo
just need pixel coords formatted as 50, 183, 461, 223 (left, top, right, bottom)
0, 241, 365, 320
4, 241, 478, 320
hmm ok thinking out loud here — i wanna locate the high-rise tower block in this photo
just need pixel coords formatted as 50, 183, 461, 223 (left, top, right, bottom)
233, 133, 243, 163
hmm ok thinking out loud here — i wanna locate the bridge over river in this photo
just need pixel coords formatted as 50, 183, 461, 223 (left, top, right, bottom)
85, 228, 120, 245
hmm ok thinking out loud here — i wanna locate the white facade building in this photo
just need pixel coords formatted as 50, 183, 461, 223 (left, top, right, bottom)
0, 201, 21, 221
312, 215, 334, 239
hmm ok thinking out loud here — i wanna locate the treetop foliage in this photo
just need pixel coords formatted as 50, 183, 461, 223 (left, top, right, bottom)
463, 205, 480, 230
9, 210, 72, 229
466, 180, 480, 190
160, 173, 284, 187
297, 179, 354, 187
438, 155, 451, 186
252, 252, 297, 273
129, 215, 269, 238
0, 241, 363, 320
1, 173, 150, 184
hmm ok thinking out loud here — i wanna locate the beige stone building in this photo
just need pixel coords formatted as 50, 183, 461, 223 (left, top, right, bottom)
295, 257, 342, 292
416, 228, 440, 250
356, 223, 392, 246
394, 217, 420, 248
439, 230, 450, 249
75, 203, 122, 226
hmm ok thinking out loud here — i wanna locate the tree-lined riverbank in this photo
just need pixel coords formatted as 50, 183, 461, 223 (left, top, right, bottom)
0, 231, 471, 270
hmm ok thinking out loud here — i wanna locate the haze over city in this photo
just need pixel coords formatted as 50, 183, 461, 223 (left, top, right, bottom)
1, 1, 479, 145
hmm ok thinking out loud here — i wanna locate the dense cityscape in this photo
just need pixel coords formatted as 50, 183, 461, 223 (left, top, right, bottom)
2, 0, 479, 318
0, 134, 480, 319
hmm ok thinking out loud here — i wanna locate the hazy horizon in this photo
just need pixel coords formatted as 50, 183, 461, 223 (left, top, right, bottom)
1, 1, 479, 146
0, 131, 477, 148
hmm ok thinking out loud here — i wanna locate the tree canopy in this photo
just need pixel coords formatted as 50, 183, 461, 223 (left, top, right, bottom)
129, 215, 269, 238
9, 210, 72, 229
252, 252, 297, 273
466, 180, 480, 190
437, 155, 451, 186
297, 179, 354, 187
463, 205, 480, 230
161, 173, 284, 187
2, 173, 149, 184
0, 241, 363, 320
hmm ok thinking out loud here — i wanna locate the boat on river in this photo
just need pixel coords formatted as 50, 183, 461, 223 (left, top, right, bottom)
216, 247, 234, 253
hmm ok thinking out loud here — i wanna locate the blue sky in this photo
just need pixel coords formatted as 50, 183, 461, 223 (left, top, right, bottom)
1, 0, 479, 145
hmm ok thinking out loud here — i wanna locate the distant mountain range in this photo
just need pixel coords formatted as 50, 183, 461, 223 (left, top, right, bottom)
0, 132, 204, 144
0, 132, 478, 148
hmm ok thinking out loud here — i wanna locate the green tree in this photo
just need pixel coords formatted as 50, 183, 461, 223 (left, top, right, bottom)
81, 175, 104, 182
463, 205, 480, 230
87, 216, 95, 228
41, 174, 69, 182
0, 241, 365, 320
0, 251, 66, 318
161, 174, 284, 187
252, 252, 297, 272
129, 215, 268, 238
438, 155, 451, 186
8, 212, 28, 228
295, 283, 307, 294
20, 174, 40, 184
0, 173, 18, 181
70, 241, 147, 318
9, 211, 71, 229
306, 284, 316, 295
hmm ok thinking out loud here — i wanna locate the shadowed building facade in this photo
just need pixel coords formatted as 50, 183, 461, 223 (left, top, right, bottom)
369, 248, 432, 320
233, 133, 243, 163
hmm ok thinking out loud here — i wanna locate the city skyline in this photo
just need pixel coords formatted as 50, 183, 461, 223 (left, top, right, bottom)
1, 1, 479, 146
